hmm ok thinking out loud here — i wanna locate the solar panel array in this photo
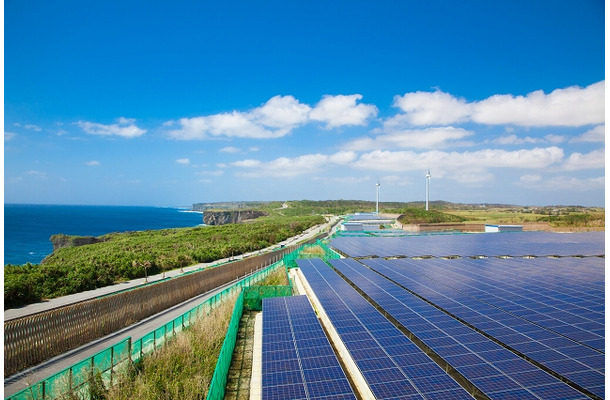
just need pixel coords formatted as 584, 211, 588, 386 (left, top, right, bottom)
330, 231, 605, 258
261, 295, 357, 400
382, 257, 604, 351
298, 258, 477, 400
330, 258, 592, 400
360, 257, 604, 398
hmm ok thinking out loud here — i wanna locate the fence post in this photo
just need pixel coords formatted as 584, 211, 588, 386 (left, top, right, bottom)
110, 346, 114, 386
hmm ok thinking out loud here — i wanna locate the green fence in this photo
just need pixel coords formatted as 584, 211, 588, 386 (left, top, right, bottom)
7, 239, 333, 400
282, 239, 341, 268
6, 259, 285, 400
206, 291, 245, 400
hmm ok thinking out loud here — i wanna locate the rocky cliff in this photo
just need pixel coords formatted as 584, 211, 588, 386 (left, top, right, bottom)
49, 234, 106, 252
203, 210, 268, 225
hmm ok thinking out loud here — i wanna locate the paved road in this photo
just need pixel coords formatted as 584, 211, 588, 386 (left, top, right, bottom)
4, 217, 339, 322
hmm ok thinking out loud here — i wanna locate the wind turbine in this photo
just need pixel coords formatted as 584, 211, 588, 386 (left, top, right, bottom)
376, 179, 381, 214
425, 167, 431, 211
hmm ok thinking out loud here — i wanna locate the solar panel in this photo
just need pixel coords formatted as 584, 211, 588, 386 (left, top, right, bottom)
330, 258, 593, 400
354, 257, 604, 399
298, 258, 477, 400
262, 296, 357, 400
383, 256, 604, 350
330, 231, 604, 258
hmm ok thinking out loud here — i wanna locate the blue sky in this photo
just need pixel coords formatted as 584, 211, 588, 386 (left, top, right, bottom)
4, 1, 605, 207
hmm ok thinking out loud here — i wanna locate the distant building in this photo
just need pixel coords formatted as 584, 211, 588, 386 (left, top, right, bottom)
485, 224, 523, 233
341, 222, 364, 231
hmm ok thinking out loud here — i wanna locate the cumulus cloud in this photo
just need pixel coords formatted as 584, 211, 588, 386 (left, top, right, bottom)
571, 125, 605, 143
391, 81, 604, 127
518, 175, 604, 191
76, 117, 146, 138
310, 94, 378, 128
167, 95, 311, 140
391, 90, 471, 125
220, 146, 241, 153
5, 132, 16, 141
344, 127, 474, 151
85, 160, 100, 166
167, 93, 377, 139
562, 149, 605, 171
175, 158, 191, 165
232, 151, 357, 178
14, 123, 42, 131
492, 134, 565, 145
353, 147, 565, 173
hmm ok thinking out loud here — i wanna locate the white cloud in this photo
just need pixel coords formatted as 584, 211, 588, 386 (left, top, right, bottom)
220, 146, 241, 153
85, 160, 100, 166
493, 135, 539, 145
249, 95, 311, 129
25, 170, 47, 179
518, 175, 604, 191
167, 95, 310, 140
312, 175, 371, 184
380, 175, 411, 186
14, 123, 42, 131
353, 147, 565, 173
390, 81, 604, 127
76, 117, 146, 138
492, 134, 565, 145
571, 125, 605, 143
5, 132, 16, 141
328, 151, 357, 164
392, 90, 471, 125
176, 158, 191, 165
310, 94, 378, 128
345, 127, 474, 151
232, 151, 356, 178
562, 149, 605, 171
249, 147, 260, 152
472, 81, 604, 126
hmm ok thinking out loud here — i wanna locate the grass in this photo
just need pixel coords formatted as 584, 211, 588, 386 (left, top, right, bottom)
5, 215, 323, 308
106, 294, 237, 400
253, 267, 290, 286
396, 208, 466, 225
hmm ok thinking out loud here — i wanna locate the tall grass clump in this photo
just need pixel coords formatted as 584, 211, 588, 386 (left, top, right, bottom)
106, 295, 237, 400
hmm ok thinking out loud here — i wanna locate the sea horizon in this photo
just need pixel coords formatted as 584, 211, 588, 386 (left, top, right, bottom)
4, 204, 205, 266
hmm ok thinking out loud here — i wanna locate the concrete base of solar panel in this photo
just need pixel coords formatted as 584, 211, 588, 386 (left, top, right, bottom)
294, 267, 376, 400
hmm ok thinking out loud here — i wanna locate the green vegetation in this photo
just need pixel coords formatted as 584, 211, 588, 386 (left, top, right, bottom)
4, 215, 323, 308
253, 267, 289, 286
397, 208, 466, 224
106, 295, 237, 400
537, 213, 605, 227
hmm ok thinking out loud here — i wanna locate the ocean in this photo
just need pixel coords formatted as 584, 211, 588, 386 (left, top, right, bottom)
4, 204, 204, 265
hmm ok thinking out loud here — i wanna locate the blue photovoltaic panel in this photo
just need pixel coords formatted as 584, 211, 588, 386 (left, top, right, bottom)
358, 257, 604, 399
330, 231, 604, 258
330, 258, 591, 400
262, 295, 357, 400
298, 258, 475, 400
385, 256, 604, 351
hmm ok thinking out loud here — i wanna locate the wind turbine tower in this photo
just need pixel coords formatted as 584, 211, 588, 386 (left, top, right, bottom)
376, 179, 381, 214
425, 167, 431, 211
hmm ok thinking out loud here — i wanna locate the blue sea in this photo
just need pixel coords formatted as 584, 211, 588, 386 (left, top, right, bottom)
4, 204, 204, 265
